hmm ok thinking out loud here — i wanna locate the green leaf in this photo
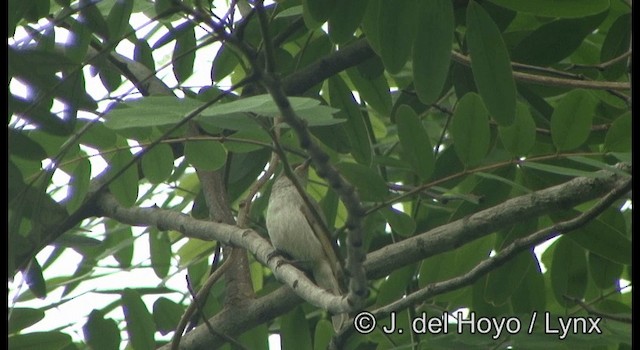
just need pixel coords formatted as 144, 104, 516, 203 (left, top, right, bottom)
104, 220, 134, 268
550, 89, 596, 151
8, 308, 45, 334
550, 237, 588, 307
335, 162, 388, 202
66, 156, 91, 213
380, 207, 416, 237
451, 93, 490, 167
66, 16, 92, 64
346, 67, 392, 117
122, 289, 155, 350
510, 256, 546, 313
107, 0, 134, 43
327, 0, 367, 44
8, 129, 48, 161
149, 229, 172, 279
600, 13, 631, 80
484, 251, 532, 306
313, 319, 333, 350
486, 0, 610, 18
25, 259, 46, 299
498, 102, 536, 156
141, 143, 174, 184
412, 0, 454, 105
379, 0, 417, 74
173, 23, 196, 83
83, 310, 121, 350
134, 39, 155, 72
211, 45, 239, 82
281, 307, 312, 350
104, 96, 201, 129
520, 161, 608, 178
107, 148, 139, 207
152, 297, 184, 335
512, 11, 608, 67
361, 0, 382, 55
604, 111, 631, 152
184, 139, 227, 171
177, 238, 216, 267
466, 1, 516, 126
565, 213, 631, 266
328, 76, 372, 165
8, 331, 72, 350
303, 0, 335, 23
588, 252, 623, 290
395, 105, 435, 181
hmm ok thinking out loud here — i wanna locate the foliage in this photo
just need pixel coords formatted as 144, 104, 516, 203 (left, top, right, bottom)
8, 0, 631, 349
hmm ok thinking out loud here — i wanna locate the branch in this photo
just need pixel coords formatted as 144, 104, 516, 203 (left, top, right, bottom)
96, 167, 630, 349
451, 51, 631, 91
563, 296, 633, 324
364, 164, 631, 279
366, 176, 631, 320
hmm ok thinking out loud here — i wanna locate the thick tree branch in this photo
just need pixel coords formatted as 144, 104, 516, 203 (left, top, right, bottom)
366, 176, 631, 321
97, 167, 630, 349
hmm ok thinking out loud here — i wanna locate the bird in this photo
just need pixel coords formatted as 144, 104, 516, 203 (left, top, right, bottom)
266, 161, 347, 331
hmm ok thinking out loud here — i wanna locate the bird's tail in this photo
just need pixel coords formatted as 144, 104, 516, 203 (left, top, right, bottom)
313, 260, 347, 332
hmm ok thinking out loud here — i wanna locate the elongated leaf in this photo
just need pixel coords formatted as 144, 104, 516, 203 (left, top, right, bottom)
173, 24, 196, 83
379, 0, 417, 74
328, 76, 372, 165
346, 67, 392, 117
211, 45, 239, 82
604, 111, 631, 152
184, 139, 227, 171
107, 0, 134, 43
149, 229, 172, 278
512, 11, 608, 67
66, 156, 91, 213
601, 13, 631, 80
381, 207, 416, 237
152, 297, 184, 335
83, 310, 121, 350
8, 332, 72, 350
8, 308, 45, 334
550, 237, 587, 307
25, 258, 46, 299
177, 238, 216, 267
566, 215, 631, 266
328, 0, 367, 44
313, 319, 333, 350
466, 1, 516, 126
451, 93, 490, 167
8, 129, 47, 161
588, 252, 623, 290
107, 148, 139, 207
122, 288, 155, 350
486, 0, 610, 18
335, 162, 388, 202
395, 105, 434, 181
413, 0, 454, 105
520, 161, 608, 178
361, 0, 382, 55
134, 39, 155, 72
281, 307, 312, 350
141, 143, 174, 184
550, 89, 596, 151
303, 0, 335, 23
484, 251, 532, 306
498, 102, 536, 156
